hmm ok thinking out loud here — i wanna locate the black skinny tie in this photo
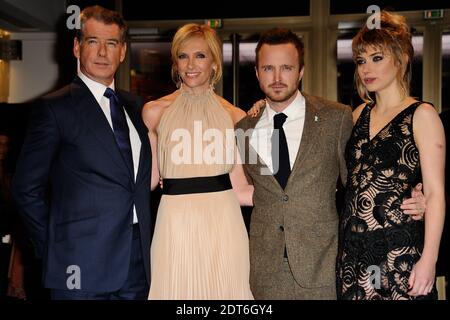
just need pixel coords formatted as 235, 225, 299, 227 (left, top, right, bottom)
272, 113, 291, 189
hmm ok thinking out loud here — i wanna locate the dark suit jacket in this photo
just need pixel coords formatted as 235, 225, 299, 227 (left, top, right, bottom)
12, 77, 152, 292
236, 93, 352, 299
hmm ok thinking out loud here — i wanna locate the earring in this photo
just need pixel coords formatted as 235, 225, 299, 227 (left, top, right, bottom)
210, 68, 216, 83
176, 72, 183, 88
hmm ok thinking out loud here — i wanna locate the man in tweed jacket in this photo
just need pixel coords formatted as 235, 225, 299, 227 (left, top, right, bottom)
236, 28, 352, 299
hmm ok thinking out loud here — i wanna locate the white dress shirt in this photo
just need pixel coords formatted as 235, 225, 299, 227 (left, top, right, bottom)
250, 90, 306, 173
78, 71, 141, 223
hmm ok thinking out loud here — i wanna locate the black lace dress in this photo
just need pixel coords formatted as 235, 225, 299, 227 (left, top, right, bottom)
336, 101, 437, 300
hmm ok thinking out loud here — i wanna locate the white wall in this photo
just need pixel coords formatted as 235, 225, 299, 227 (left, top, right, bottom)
8, 32, 60, 103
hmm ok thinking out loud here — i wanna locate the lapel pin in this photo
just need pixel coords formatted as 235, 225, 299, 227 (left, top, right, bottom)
314, 115, 319, 122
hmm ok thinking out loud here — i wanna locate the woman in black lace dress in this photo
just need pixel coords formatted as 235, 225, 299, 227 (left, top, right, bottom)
337, 11, 446, 300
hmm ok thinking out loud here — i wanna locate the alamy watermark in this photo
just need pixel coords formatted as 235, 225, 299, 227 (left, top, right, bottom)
66, 5, 81, 30
66, 265, 81, 290
65, 4, 382, 34
164, 123, 280, 176
367, 265, 381, 289
366, 5, 381, 30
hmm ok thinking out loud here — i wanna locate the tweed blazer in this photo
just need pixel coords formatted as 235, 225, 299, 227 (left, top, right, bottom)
236, 92, 352, 294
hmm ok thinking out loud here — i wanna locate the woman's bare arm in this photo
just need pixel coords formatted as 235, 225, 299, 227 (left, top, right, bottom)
408, 103, 446, 296
142, 94, 175, 191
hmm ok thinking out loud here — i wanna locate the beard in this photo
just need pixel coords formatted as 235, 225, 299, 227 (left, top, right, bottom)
265, 84, 298, 103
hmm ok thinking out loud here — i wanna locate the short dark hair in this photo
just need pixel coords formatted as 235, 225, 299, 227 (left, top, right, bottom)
75, 5, 128, 42
255, 28, 304, 69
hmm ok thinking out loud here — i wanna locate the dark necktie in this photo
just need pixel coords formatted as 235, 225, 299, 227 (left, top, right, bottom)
104, 88, 134, 177
272, 113, 291, 189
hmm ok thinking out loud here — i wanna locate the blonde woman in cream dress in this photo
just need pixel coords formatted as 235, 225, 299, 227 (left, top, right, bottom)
142, 23, 254, 300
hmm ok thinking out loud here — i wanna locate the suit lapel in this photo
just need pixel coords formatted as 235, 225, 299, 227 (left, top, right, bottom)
71, 78, 132, 180
242, 94, 323, 190
288, 93, 320, 181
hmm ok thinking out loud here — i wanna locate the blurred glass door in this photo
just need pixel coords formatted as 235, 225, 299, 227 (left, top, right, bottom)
129, 41, 177, 102
222, 40, 263, 111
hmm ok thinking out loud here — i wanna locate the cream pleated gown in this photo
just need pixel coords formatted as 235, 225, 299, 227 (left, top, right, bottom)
148, 87, 253, 300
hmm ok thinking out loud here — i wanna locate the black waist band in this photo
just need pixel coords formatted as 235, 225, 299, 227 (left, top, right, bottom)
162, 174, 232, 195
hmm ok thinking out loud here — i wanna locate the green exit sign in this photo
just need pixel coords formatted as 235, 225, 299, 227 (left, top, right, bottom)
205, 19, 222, 28
424, 9, 444, 19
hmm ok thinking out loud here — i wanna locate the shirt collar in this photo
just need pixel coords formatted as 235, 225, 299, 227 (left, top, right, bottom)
78, 71, 115, 105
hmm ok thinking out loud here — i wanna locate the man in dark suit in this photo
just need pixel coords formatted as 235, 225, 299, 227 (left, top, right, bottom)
12, 6, 152, 300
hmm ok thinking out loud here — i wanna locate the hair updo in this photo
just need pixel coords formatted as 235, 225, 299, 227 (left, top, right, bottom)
352, 11, 414, 101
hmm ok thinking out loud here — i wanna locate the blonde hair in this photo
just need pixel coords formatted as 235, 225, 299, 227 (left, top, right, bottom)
170, 23, 223, 87
352, 11, 413, 101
